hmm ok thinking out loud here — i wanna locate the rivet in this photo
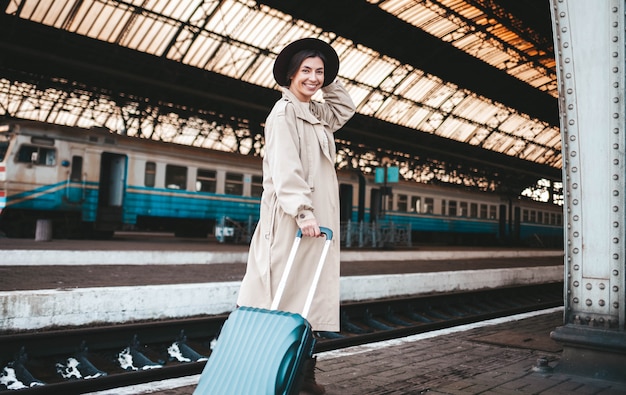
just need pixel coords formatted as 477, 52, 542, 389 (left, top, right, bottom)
613, 190, 619, 196
614, 253, 620, 259
573, 280, 580, 287
571, 151, 577, 157
573, 297, 579, 303
614, 302, 620, 308
573, 199, 578, 205
613, 285, 619, 292
599, 283, 606, 290
573, 247, 579, 253
586, 299, 592, 306
572, 166, 577, 172
599, 300, 605, 307
613, 269, 619, 276
573, 231, 579, 237
614, 238, 620, 243
573, 264, 579, 270
614, 206, 619, 212
613, 221, 619, 228
586, 283, 592, 290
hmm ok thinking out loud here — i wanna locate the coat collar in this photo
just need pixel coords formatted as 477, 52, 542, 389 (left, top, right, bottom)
280, 87, 322, 125
279, 87, 335, 163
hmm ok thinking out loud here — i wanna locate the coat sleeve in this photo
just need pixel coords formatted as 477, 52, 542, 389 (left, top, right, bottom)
309, 81, 356, 133
265, 102, 316, 222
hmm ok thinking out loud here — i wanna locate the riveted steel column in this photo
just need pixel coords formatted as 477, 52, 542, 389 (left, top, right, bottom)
550, 0, 626, 381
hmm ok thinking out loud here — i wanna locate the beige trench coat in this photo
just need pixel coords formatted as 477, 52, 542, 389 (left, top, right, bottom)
237, 81, 356, 331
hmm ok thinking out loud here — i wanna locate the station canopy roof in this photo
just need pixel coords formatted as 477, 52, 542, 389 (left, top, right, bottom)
1, 0, 561, 175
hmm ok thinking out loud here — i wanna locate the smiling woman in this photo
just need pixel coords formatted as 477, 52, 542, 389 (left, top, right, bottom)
233, 37, 356, 395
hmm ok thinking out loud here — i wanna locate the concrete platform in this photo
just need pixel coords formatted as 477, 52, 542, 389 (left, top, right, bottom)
86, 308, 626, 395
0, 235, 564, 331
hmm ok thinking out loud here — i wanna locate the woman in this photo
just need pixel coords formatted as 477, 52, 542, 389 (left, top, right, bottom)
237, 38, 356, 394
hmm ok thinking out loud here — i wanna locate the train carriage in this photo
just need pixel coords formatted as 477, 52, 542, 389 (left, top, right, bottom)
0, 120, 563, 247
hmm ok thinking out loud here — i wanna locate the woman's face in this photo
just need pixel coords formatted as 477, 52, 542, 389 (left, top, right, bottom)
289, 56, 325, 102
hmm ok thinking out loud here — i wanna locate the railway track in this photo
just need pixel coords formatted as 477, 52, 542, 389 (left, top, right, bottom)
0, 283, 562, 394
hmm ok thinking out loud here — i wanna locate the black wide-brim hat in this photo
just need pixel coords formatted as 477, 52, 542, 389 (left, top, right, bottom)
273, 38, 340, 87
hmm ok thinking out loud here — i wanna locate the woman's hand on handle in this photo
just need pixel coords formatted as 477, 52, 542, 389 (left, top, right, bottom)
299, 218, 321, 237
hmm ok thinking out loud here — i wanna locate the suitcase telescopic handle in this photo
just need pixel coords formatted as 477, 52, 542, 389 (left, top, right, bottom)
296, 226, 333, 240
271, 226, 333, 318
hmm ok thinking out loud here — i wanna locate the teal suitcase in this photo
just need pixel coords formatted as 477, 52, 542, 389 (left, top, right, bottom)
193, 228, 333, 395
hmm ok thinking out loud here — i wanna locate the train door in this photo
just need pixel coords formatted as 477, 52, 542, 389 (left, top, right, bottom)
512, 205, 521, 242
498, 204, 507, 239
65, 150, 85, 203
339, 183, 353, 222
96, 152, 127, 232
370, 188, 381, 221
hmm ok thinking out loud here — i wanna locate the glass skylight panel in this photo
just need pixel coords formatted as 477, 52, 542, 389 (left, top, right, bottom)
416, 82, 456, 109
339, 46, 379, 82
438, 118, 477, 141
375, 0, 556, 96
182, 31, 221, 68
405, 107, 432, 129
377, 98, 414, 124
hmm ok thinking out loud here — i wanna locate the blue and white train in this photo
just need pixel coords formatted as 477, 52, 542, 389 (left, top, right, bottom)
0, 120, 563, 246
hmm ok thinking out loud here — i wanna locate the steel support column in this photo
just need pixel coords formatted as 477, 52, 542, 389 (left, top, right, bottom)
550, 0, 626, 381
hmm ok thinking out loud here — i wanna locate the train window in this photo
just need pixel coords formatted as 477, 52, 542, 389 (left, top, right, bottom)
489, 205, 497, 219
0, 141, 8, 162
165, 164, 187, 190
459, 201, 468, 216
470, 203, 478, 218
225, 172, 244, 195
16, 145, 56, 166
397, 194, 408, 212
448, 200, 457, 216
441, 199, 446, 215
424, 197, 434, 214
196, 169, 217, 192
530, 210, 536, 223
411, 196, 420, 213
523, 209, 529, 222
480, 204, 488, 218
70, 156, 83, 182
145, 162, 156, 187
537, 211, 544, 224
556, 213, 563, 225
250, 175, 263, 197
